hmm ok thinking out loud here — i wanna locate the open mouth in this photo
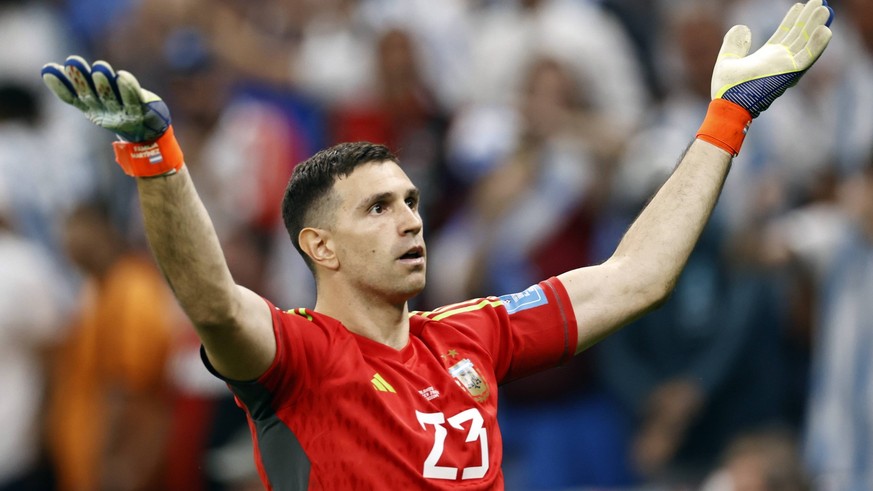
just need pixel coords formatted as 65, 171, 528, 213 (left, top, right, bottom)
399, 246, 424, 261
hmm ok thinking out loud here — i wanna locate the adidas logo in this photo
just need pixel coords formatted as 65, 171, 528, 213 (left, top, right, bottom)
371, 373, 396, 393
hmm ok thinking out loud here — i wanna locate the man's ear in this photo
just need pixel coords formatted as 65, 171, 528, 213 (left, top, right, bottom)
299, 227, 339, 270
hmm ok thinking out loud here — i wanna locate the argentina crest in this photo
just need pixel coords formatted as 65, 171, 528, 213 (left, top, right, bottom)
448, 358, 490, 402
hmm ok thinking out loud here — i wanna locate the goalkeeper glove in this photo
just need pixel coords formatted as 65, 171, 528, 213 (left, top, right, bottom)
41, 56, 184, 177
696, 0, 834, 156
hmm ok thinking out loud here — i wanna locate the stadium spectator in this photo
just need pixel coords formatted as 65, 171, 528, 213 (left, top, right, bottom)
0, 179, 69, 491
747, 160, 873, 491
0, 0, 100, 251
700, 428, 810, 491
46, 201, 177, 491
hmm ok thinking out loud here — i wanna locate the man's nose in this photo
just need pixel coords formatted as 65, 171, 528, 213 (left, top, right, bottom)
400, 206, 423, 235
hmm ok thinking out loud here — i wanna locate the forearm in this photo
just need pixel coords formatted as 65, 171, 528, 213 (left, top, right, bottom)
559, 140, 731, 351
138, 168, 276, 379
611, 140, 731, 297
137, 167, 239, 327
42, 56, 280, 380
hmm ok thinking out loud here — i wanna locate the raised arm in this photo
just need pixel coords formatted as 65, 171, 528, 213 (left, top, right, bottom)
559, 0, 834, 353
41, 57, 274, 380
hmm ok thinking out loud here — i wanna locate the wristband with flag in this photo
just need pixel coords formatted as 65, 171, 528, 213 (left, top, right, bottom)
113, 125, 184, 177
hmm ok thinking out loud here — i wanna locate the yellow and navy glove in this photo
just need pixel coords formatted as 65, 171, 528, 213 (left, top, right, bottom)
41, 56, 184, 177
697, 0, 833, 156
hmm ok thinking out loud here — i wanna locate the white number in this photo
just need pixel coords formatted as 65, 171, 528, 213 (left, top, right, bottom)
415, 411, 457, 479
415, 408, 489, 480
448, 409, 489, 479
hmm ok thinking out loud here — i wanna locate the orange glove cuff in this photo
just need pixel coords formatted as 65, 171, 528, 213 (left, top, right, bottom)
696, 99, 753, 157
112, 125, 184, 177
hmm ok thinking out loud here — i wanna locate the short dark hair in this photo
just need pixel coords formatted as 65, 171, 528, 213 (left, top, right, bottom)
282, 142, 399, 269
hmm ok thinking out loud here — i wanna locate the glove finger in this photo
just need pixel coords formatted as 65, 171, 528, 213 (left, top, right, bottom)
41, 63, 88, 111
717, 25, 752, 60
788, 6, 832, 55
63, 56, 102, 111
766, 2, 803, 46
139, 88, 172, 137
792, 25, 833, 69
139, 89, 164, 105
782, 0, 822, 49
115, 70, 145, 119
91, 61, 123, 112
821, 0, 834, 27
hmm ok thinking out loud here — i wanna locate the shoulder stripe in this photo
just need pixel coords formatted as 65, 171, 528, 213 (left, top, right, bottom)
430, 297, 498, 314
285, 308, 313, 321
430, 298, 504, 321
413, 297, 503, 320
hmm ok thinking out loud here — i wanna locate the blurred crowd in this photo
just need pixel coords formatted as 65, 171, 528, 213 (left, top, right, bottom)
1, 0, 872, 490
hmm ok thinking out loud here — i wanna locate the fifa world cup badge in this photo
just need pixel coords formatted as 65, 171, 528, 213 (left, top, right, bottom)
448, 358, 490, 402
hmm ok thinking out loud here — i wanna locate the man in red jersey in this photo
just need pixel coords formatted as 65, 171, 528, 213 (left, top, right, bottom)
41, 1, 832, 489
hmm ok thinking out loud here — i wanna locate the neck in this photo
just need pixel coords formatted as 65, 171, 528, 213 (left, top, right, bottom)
314, 283, 411, 350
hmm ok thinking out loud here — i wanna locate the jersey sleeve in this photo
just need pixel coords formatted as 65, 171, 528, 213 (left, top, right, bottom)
420, 277, 578, 384
499, 277, 578, 381
200, 300, 335, 406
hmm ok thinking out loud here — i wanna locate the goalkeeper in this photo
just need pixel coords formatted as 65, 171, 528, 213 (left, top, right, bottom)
42, 1, 832, 489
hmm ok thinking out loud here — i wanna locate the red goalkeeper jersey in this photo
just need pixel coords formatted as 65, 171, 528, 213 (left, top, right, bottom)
203, 277, 577, 490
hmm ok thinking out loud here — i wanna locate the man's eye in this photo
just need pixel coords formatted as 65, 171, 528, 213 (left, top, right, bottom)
370, 203, 384, 214
405, 198, 417, 209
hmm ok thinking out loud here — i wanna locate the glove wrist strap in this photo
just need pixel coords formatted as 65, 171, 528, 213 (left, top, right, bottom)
112, 125, 184, 177
696, 99, 753, 157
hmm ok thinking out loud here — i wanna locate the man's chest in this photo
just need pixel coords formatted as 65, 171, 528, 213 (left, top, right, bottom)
284, 340, 502, 483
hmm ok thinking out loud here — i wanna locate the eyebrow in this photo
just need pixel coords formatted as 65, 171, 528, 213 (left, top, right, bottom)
357, 187, 420, 210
